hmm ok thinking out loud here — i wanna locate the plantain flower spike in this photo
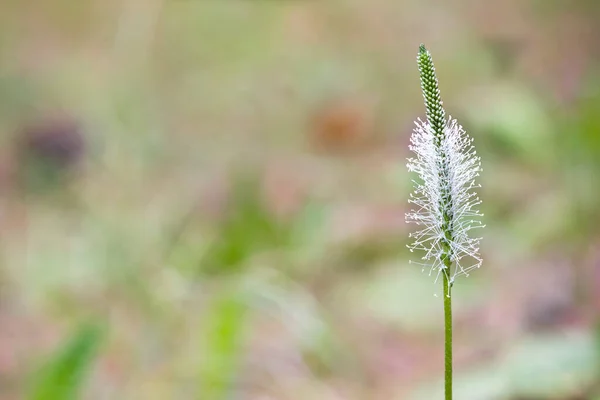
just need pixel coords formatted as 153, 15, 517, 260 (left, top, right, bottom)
406, 44, 484, 294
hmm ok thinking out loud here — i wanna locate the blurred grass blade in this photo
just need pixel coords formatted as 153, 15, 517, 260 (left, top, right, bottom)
200, 292, 248, 399
28, 323, 105, 400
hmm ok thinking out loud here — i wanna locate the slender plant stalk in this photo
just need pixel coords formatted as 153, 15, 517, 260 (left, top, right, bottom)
443, 263, 452, 400
406, 44, 483, 400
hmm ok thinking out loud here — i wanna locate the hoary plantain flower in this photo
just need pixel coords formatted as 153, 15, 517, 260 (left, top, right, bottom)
406, 44, 484, 400
406, 44, 484, 294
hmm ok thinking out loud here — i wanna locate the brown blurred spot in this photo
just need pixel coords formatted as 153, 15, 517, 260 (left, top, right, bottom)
309, 97, 377, 154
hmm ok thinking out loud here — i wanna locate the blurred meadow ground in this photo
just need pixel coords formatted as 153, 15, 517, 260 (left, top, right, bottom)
1, 0, 600, 399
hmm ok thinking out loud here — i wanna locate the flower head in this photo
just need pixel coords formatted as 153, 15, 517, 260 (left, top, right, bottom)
406, 45, 484, 289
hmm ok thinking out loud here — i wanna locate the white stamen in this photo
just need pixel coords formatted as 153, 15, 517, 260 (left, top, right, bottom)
406, 116, 483, 284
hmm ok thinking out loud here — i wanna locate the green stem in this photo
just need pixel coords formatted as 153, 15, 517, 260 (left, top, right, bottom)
443, 263, 453, 400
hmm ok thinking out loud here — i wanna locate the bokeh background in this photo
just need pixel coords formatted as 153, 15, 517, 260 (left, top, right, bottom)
1, 0, 600, 399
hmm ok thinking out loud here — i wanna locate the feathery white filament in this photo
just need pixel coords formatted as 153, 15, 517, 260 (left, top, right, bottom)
406, 117, 483, 285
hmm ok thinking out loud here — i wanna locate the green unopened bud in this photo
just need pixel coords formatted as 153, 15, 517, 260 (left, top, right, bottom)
417, 44, 446, 145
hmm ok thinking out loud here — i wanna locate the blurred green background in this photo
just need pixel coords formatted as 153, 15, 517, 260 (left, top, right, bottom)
1, 0, 600, 399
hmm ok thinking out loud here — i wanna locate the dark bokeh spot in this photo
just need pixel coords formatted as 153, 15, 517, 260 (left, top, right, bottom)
15, 116, 86, 195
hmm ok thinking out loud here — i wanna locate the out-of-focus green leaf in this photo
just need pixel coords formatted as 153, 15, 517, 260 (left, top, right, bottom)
557, 80, 600, 243
464, 83, 553, 165
199, 291, 249, 399
27, 322, 104, 400
503, 331, 598, 398
200, 172, 293, 275
412, 330, 598, 400
337, 264, 486, 331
